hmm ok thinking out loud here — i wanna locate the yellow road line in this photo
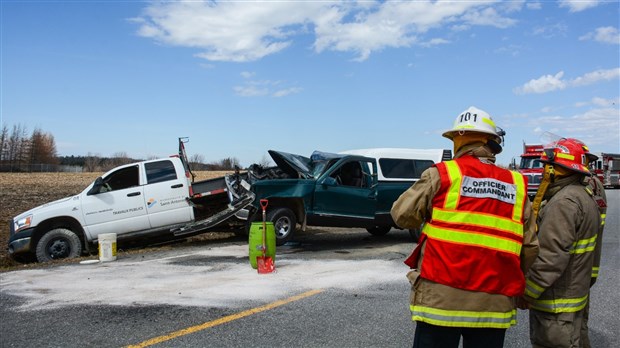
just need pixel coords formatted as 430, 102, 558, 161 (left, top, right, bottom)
126, 289, 324, 348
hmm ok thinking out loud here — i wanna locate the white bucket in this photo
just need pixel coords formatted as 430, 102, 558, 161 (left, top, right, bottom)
98, 233, 117, 262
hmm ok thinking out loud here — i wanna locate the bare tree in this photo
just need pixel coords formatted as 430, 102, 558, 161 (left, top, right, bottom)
84, 153, 102, 172
221, 157, 241, 170
0, 124, 8, 162
258, 154, 272, 167
100, 152, 134, 171
188, 153, 206, 170
190, 153, 205, 165
6, 124, 29, 171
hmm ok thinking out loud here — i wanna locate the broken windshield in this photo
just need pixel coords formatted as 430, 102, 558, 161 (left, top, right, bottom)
268, 150, 344, 179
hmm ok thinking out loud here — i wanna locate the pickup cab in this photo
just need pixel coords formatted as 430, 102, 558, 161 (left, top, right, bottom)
241, 148, 451, 245
8, 140, 254, 263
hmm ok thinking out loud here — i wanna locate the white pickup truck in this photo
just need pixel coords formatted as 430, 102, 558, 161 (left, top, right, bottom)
8, 139, 254, 263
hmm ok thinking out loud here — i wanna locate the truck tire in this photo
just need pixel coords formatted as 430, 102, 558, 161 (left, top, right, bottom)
35, 228, 82, 263
267, 208, 296, 246
366, 226, 391, 236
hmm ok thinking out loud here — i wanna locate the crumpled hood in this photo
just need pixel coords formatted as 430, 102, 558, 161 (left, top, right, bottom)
268, 150, 314, 179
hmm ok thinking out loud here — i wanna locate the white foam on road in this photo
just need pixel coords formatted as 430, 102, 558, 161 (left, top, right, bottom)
1, 245, 407, 311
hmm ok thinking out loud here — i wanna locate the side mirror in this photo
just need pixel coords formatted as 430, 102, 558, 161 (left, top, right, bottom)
87, 177, 104, 196
322, 177, 338, 186
509, 158, 517, 170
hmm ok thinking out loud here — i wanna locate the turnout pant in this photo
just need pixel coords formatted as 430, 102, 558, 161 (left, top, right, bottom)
529, 309, 584, 348
412, 321, 506, 348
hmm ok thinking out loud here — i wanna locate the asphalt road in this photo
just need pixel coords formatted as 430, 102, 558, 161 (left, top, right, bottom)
1, 190, 618, 348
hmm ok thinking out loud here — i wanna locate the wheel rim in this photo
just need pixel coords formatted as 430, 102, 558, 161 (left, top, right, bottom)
46, 238, 71, 259
274, 217, 291, 238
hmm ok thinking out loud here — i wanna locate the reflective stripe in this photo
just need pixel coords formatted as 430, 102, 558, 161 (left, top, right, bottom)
482, 117, 496, 129
510, 171, 526, 221
601, 213, 606, 226
570, 234, 597, 254
525, 279, 545, 299
530, 295, 589, 313
592, 266, 599, 278
444, 161, 461, 210
443, 161, 526, 221
431, 207, 523, 238
556, 153, 575, 161
424, 223, 522, 256
411, 305, 517, 329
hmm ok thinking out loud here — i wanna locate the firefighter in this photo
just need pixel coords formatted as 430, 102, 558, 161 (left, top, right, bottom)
581, 171, 607, 348
523, 138, 603, 348
391, 106, 539, 348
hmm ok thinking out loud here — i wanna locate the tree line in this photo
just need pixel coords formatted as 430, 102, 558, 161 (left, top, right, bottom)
0, 124, 58, 172
0, 123, 245, 172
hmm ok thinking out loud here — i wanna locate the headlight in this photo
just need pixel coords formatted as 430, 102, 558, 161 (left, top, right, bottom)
14, 215, 33, 233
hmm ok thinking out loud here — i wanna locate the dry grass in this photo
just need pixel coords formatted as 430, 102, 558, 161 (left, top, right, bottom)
0, 171, 232, 271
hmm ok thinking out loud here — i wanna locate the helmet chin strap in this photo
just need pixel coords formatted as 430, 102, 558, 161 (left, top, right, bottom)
531, 164, 555, 232
487, 139, 503, 154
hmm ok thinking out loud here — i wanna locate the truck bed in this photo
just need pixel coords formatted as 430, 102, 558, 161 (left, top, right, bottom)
191, 177, 228, 197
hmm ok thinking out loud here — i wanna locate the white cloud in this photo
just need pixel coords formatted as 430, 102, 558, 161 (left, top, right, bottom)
494, 44, 523, 56
136, 1, 322, 62
461, 7, 517, 29
532, 22, 568, 39
558, 0, 601, 12
234, 76, 300, 98
579, 26, 620, 45
233, 85, 269, 97
541, 106, 553, 113
526, 2, 542, 10
135, 1, 520, 63
591, 96, 618, 107
575, 96, 619, 108
273, 87, 303, 98
514, 71, 567, 94
571, 68, 620, 87
420, 38, 450, 47
532, 107, 619, 150
514, 68, 620, 94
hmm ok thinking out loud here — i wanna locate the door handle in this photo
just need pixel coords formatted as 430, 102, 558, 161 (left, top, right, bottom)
171, 183, 183, 189
127, 192, 141, 197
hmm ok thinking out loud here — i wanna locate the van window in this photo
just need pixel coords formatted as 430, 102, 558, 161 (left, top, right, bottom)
146, 160, 178, 184
379, 158, 434, 179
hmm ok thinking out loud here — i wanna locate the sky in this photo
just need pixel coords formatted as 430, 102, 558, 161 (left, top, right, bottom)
1, 0, 619, 167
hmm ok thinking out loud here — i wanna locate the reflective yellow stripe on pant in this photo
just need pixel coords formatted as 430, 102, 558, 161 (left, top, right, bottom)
411, 305, 517, 329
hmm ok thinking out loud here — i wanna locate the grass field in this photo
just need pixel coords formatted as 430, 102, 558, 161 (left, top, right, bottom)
0, 171, 232, 270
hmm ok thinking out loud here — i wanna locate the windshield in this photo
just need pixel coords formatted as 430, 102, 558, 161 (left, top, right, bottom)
312, 159, 340, 177
520, 158, 544, 169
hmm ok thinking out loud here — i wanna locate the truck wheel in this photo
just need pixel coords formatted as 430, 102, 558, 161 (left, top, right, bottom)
267, 208, 296, 246
35, 228, 82, 263
409, 228, 421, 243
366, 226, 391, 236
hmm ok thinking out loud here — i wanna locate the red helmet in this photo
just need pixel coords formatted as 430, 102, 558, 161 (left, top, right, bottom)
540, 138, 596, 175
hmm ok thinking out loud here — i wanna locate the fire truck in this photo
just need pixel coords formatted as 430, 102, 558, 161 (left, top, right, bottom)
517, 143, 545, 198
590, 153, 620, 188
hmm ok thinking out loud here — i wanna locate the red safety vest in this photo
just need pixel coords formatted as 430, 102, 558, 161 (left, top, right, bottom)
420, 156, 527, 297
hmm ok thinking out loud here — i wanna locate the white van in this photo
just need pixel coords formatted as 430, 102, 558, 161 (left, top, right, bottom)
340, 148, 452, 182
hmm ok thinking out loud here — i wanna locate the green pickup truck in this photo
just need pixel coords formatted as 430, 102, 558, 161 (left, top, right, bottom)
241, 148, 452, 245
